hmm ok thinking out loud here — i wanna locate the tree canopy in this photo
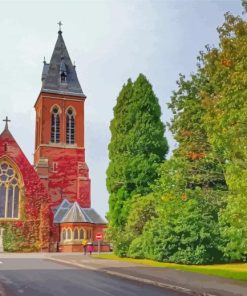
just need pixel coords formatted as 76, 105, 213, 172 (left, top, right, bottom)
107, 9, 247, 264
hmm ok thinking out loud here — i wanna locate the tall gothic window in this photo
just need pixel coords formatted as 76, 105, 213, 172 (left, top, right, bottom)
74, 228, 79, 240
67, 229, 72, 240
51, 107, 60, 143
0, 161, 20, 219
62, 229, 66, 241
79, 229, 84, 240
66, 108, 75, 144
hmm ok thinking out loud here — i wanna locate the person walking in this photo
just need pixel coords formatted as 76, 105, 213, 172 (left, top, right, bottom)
82, 239, 88, 255
87, 242, 94, 255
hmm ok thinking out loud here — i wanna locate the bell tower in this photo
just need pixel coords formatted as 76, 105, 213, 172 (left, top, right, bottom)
34, 24, 91, 207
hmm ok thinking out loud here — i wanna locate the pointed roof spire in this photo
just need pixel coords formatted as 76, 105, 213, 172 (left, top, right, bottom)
41, 24, 86, 98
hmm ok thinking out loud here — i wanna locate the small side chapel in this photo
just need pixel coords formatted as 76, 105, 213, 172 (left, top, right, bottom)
0, 25, 108, 252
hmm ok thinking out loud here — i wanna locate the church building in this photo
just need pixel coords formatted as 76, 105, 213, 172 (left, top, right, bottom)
0, 25, 108, 252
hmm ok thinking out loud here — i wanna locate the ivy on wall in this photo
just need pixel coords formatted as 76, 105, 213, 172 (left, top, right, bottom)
0, 130, 52, 252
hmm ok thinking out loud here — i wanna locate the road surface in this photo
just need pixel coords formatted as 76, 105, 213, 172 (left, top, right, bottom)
0, 258, 186, 296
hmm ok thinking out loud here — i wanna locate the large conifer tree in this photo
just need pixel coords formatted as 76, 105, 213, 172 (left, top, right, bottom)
106, 74, 168, 228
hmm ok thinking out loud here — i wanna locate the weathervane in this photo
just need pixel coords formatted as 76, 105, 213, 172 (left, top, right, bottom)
58, 21, 63, 32
3, 116, 11, 130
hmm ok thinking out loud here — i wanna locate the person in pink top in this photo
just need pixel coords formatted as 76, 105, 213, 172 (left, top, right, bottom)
87, 242, 94, 255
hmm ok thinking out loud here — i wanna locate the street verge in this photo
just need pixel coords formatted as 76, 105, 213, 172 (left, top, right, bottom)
95, 254, 247, 282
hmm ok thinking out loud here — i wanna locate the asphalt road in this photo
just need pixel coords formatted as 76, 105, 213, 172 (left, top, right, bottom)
0, 258, 186, 296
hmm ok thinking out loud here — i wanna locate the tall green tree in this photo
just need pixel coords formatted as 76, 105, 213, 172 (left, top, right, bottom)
106, 74, 168, 229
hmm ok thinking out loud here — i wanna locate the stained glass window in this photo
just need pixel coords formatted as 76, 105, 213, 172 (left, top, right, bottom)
0, 161, 20, 219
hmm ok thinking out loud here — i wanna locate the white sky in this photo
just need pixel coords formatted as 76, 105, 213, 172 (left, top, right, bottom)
0, 0, 243, 218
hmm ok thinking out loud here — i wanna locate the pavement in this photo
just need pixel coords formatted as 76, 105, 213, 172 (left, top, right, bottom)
45, 253, 247, 296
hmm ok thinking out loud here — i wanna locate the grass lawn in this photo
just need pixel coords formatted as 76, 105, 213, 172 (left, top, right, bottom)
94, 254, 247, 282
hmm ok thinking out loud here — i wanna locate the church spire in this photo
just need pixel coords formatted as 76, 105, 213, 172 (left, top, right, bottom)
41, 24, 86, 98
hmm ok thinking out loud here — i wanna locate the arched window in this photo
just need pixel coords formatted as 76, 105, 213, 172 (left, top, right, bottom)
67, 229, 72, 240
66, 108, 75, 144
51, 107, 60, 143
62, 229, 66, 241
0, 161, 20, 219
87, 229, 92, 240
79, 228, 84, 240
74, 228, 79, 240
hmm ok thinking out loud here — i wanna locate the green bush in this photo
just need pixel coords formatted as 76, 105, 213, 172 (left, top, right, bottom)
128, 236, 145, 259
140, 188, 225, 264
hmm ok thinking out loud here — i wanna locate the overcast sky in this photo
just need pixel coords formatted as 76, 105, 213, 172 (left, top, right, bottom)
0, 0, 243, 218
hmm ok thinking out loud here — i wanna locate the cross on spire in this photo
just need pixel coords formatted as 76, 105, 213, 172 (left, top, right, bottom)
58, 21, 63, 33
3, 116, 11, 130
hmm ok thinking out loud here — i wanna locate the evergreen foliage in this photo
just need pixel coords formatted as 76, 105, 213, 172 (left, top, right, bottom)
106, 74, 168, 229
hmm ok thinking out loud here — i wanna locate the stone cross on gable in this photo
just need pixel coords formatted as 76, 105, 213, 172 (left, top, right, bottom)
3, 116, 11, 130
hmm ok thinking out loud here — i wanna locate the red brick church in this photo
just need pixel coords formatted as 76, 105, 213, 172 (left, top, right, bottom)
0, 25, 108, 252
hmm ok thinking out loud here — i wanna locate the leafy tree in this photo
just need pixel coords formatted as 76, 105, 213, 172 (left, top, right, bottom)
149, 66, 228, 264
242, 0, 247, 13
169, 73, 226, 191
200, 13, 247, 260
202, 14, 247, 163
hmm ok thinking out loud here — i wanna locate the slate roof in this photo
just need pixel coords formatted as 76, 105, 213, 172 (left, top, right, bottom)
54, 199, 107, 224
41, 31, 86, 98
62, 202, 87, 223
53, 199, 72, 223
